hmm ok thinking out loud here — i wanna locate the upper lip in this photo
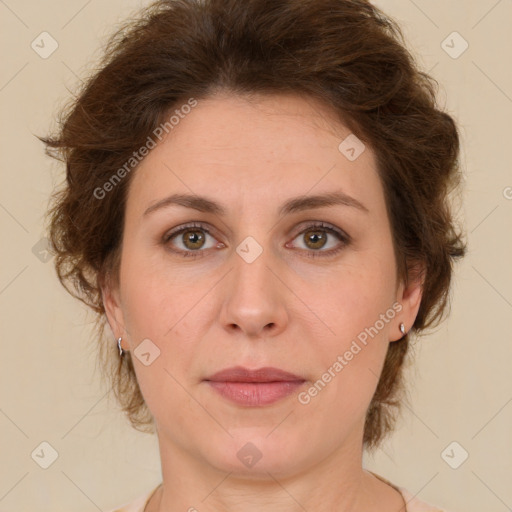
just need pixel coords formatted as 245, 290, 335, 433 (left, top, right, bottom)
205, 366, 305, 383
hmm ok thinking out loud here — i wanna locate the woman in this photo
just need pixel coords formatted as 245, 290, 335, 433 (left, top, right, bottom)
42, 0, 466, 510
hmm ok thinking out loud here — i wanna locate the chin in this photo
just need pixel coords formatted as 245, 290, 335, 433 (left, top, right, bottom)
197, 428, 310, 479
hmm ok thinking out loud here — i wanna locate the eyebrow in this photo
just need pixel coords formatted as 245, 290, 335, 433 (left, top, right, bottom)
143, 190, 369, 218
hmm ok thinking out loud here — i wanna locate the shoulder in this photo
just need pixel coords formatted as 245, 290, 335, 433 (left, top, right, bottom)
398, 485, 453, 512
368, 470, 451, 512
104, 484, 161, 512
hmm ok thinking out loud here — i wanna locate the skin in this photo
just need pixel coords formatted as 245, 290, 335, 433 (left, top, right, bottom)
102, 91, 423, 512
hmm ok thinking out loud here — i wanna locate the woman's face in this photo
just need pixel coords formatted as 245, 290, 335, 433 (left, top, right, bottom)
103, 92, 421, 477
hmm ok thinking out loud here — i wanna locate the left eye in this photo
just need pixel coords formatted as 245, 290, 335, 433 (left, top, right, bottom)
289, 225, 346, 253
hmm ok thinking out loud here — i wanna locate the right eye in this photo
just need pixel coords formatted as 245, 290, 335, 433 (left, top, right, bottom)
163, 222, 223, 257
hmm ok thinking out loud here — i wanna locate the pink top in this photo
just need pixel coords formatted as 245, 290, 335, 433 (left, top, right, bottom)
106, 474, 452, 512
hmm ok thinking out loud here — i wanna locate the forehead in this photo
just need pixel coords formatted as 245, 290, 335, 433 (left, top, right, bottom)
125, 92, 384, 218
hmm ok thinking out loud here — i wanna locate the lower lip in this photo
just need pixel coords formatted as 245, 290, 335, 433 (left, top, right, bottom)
206, 381, 305, 406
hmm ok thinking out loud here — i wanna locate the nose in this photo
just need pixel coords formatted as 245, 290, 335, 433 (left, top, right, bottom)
219, 243, 289, 339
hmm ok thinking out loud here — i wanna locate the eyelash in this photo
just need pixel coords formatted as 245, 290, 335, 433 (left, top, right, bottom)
162, 221, 351, 259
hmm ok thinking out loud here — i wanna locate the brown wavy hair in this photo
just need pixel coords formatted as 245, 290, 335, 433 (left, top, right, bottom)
41, 0, 466, 449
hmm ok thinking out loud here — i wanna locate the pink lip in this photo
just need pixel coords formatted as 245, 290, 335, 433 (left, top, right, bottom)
205, 366, 306, 406
207, 366, 304, 383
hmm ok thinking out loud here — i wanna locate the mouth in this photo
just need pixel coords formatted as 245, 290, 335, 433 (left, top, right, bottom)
204, 366, 306, 406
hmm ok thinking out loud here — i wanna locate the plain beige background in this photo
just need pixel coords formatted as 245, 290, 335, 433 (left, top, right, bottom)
1, 0, 511, 511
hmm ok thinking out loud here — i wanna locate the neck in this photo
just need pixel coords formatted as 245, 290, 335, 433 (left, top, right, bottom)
148, 426, 399, 512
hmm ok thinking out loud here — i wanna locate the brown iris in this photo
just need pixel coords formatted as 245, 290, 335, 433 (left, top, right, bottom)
303, 229, 327, 250
182, 229, 206, 250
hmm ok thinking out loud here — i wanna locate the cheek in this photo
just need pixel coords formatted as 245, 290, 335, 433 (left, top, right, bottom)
301, 304, 393, 435
119, 245, 185, 337
118, 247, 208, 388
307, 253, 397, 395
317, 253, 396, 339
117, 261, 202, 424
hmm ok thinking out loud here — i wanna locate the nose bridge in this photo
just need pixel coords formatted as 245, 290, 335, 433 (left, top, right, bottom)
219, 234, 287, 337
235, 238, 272, 297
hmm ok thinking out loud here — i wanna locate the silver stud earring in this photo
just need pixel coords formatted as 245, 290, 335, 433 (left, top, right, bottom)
399, 323, 406, 336
117, 337, 124, 357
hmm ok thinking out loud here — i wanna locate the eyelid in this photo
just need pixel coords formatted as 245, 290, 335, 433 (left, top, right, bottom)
163, 222, 212, 240
290, 220, 350, 242
162, 222, 219, 247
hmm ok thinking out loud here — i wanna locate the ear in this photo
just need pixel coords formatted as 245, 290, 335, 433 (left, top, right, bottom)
100, 273, 128, 351
390, 263, 424, 342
